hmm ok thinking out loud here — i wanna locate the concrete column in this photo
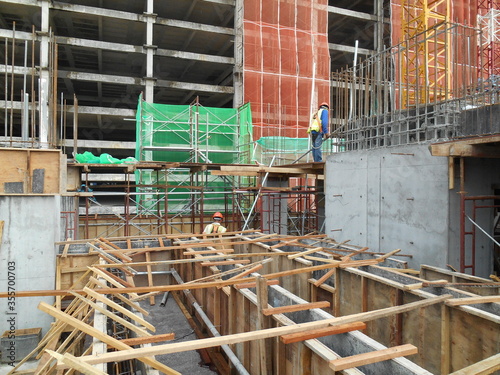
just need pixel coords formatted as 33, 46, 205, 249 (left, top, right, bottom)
374, 0, 384, 52
38, 0, 50, 148
233, 0, 244, 108
143, 0, 156, 103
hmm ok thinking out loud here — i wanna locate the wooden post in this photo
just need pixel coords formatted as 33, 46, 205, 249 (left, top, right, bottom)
441, 304, 451, 374
256, 276, 270, 375
145, 250, 155, 305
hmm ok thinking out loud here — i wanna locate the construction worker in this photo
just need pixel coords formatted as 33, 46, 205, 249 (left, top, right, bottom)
307, 102, 329, 162
203, 212, 227, 234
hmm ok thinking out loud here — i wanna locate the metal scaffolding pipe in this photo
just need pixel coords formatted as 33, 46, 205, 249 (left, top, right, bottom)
170, 269, 250, 375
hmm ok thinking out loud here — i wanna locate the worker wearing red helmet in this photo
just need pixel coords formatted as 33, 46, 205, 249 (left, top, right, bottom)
307, 102, 329, 162
203, 212, 227, 234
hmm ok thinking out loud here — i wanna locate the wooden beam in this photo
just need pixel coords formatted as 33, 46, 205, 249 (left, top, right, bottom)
329, 344, 418, 371
430, 141, 500, 158
262, 301, 330, 316
280, 322, 366, 344
71, 295, 451, 365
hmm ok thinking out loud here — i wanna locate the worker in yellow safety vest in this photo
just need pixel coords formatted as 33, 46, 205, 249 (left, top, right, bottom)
203, 212, 227, 234
307, 102, 329, 162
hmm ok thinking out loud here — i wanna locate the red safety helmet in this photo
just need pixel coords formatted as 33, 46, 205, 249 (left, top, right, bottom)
319, 102, 329, 108
213, 212, 224, 220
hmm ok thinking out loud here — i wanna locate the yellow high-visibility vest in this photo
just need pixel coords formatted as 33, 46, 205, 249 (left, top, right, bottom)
307, 108, 324, 133
203, 223, 227, 234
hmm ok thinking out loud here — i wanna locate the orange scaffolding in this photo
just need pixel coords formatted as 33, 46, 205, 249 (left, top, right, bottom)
243, 0, 330, 140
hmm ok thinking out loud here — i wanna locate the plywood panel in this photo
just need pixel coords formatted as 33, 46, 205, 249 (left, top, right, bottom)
449, 308, 500, 373
364, 278, 399, 346
58, 253, 98, 290
30, 150, 61, 194
0, 150, 28, 193
0, 149, 61, 194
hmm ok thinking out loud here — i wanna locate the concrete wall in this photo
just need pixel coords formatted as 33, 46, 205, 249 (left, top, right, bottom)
325, 144, 450, 270
325, 143, 500, 277
0, 196, 60, 338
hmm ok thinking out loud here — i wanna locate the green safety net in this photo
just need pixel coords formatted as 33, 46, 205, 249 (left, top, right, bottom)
134, 94, 254, 214
254, 136, 339, 164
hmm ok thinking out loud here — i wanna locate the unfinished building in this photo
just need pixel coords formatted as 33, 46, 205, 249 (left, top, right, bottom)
0, 0, 499, 374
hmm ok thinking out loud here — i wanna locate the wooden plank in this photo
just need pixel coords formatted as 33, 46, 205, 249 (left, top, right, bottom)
201, 260, 251, 266
304, 255, 339, 264
130, 291, 162, 302
234, 280, 279, 290
329, 344, 418, 371
89, 277, 149, 316
262, 301, 330, 316
38, 302, 181, 375
83, 287, 155, 331
145, 251, 155, 305
183, 249, 234, 255
280, 322, 366, 344
119, 333, 175, 346
46, 350, 107, 375
339, 259, 380, 268
96, 239, 132, 262
256, 276, 269, 375
445, 295, 500, 306
0, 261, 343, 298
270, 239, 298, 249
61, 241, 71, 258
404, 279, 449, 291
448, 353, 500, 375
69, 291, 152, 337
288, 247, 324, 260
341, 247, 369, 261
441, 304, 451, 374
314, 268, 336, 287
227, 264, 264, 281
74, 295, 451, 365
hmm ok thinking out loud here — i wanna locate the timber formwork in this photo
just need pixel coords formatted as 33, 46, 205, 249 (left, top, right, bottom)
15, 232, 498, 375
